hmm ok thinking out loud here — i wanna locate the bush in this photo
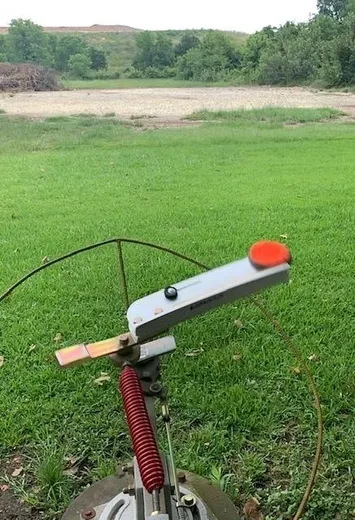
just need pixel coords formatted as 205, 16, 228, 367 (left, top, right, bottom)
161, 66, 177, 78
241, 13, 355, 87
55, 35, 88, 71
90, 69, 120, 80
257, 52, 288, 84
89, 47, 107, 71
0, 63, 59, 91
133, 32, 175, 73
67, 53, 91, 79
177, 31, 241, 82
144, 66, 163, 78
175, 32, 200, 57
127, 68, 144, 78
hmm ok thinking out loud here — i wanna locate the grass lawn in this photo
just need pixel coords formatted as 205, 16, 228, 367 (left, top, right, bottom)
0, 111, 355, 519
62, 77, 242, 90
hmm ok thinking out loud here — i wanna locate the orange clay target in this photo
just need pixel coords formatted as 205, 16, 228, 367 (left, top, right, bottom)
249, 240, 292, 268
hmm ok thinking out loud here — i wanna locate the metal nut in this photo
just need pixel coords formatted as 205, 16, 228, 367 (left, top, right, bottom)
182, 494, 197, 507
123, 485, 135, 496
119, 334, 130, 347
81, 508, 96, 519
177, 471, 186, 483
149, 382, 162, 394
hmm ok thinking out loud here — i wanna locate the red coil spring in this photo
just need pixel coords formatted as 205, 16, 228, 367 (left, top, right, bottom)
120, 365, 165, 493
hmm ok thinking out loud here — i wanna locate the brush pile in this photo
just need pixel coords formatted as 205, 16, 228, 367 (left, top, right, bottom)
0, 63, 59, 92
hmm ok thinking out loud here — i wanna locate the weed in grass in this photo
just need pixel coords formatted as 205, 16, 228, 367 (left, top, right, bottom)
31, 442, 74, 514
209, 465, 234, 493
89, 457, 117, 481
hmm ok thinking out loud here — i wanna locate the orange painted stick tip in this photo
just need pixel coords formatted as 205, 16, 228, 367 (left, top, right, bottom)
249, 240, 292, 268
55, 344, 90, 367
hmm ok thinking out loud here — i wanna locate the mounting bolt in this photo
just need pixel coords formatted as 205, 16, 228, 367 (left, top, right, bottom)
149, 382, 162, 394
119, 334, 130, 347
177, 471, 186, 483
181, 494, 197, 507
123, 485, 135, 496
81, 508, 96, 519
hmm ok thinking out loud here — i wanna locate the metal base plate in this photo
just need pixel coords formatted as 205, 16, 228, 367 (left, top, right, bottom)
61, 468, 241, 520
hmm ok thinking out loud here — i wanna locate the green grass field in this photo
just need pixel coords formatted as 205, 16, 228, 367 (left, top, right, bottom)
1, 110, 355, 519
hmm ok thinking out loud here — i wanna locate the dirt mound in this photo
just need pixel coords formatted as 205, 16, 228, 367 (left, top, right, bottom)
0, 24, 140, 34
0, 63, 59, 92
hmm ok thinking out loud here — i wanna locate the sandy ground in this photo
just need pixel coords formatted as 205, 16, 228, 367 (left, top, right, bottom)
1, 86, 355, 120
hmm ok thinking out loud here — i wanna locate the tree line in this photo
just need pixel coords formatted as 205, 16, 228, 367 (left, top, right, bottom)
1, 0, 355, 87
0, 19, 110, 79
130, 0, 355, 87
130, 31, 241, 82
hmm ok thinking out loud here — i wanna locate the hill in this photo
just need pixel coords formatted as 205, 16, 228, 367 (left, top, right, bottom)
77, 29, 249, 72
0, 26, 249, 73
0, 24, 140, 34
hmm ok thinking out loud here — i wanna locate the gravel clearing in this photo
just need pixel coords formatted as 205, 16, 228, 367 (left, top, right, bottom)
1, 86, 355, 119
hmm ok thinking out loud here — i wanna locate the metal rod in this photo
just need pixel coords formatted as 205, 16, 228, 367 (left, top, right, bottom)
116, 240, 129, 311
1, 237, 208, 303
164, 415, 181, 505
152, 489, 161, 513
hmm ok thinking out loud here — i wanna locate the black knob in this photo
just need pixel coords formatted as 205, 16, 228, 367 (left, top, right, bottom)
164, 286, 178, 300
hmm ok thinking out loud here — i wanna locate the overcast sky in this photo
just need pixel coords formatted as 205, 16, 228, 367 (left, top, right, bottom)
0, 0, 318, 33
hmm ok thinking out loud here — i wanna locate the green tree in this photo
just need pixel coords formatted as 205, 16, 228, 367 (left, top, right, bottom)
317, 0, 355, 19
133, 31, 156, 70
309, 13, 340, 41
55, 35, 88, 71
242, 26, 276, 74
262, 23, 318, 83
0, 35, 7, 61
152, 33, 174, 68
89, 47, 107, 70
7, 19, 52, 65
67, 53, 91, 78
133, 31, 174, 73
178, 31, 240, 81
175, 32, 200, 56
327, 13, 355, 84
47, 34, 57, 65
